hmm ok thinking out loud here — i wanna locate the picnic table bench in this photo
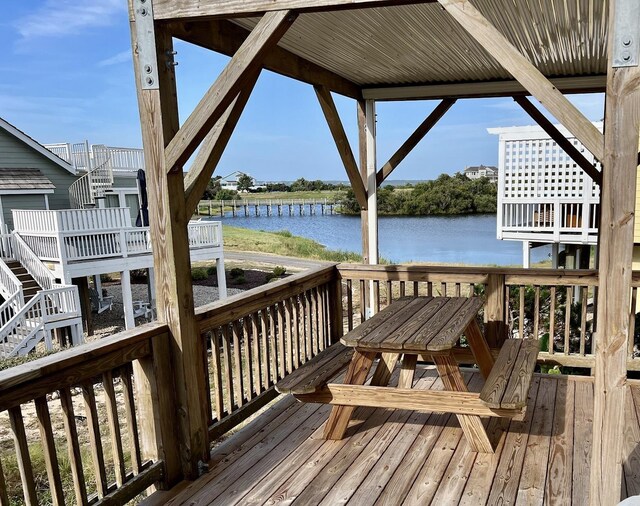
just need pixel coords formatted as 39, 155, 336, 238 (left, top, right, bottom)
276, 296, 538, 453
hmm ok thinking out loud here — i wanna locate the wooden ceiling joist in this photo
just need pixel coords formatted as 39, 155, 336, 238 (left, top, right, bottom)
164, 10, 297, 174
153, 0, 435, 21
363, 76, 607, 101
437, 0, 605, 162
314, 85, 368, 209
377, 98, 456, 186
184, 71, 261, 215
169, 20, 361, 99
514, 96, 602, 185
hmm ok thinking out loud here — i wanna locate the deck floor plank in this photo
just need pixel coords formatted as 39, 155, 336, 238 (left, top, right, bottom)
142, 369, 640, 506
485, 376, 541, 506
572, 380, 593, 506
515, 376, 557, 505
544, 377, 575, 505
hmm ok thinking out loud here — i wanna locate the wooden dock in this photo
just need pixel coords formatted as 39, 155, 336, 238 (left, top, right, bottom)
196, 199, 338, 217
144, 367, 640, 505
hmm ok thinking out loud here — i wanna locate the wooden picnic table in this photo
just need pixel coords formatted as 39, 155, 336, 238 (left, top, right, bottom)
278, 296, 539, 454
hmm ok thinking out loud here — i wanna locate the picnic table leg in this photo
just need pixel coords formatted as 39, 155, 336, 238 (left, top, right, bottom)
465, 319, 495, 380
323, 350, 376, 440
370, 353, 398, 386
433, 355, 493, 453
398, 354, 417, 388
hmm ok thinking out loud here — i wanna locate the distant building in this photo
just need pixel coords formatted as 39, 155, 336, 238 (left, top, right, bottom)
488, 122, 603, 268
220, 171, 255, 191
463, 165, 498, 182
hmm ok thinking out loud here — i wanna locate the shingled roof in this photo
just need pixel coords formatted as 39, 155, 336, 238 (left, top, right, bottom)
0, 168, 55, 191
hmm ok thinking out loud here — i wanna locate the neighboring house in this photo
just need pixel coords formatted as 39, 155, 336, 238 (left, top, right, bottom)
488, 122, 602, 268
0, 118, 78, 230
219, 170, 256, 191
463, 165, 498, 182
0, 119, 227, 358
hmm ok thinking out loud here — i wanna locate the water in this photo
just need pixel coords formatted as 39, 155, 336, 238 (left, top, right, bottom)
213, 209, 550, 266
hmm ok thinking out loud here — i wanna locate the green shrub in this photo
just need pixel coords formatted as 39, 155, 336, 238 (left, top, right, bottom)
191, 268, 208, 281
100, 273, 113, 282
234, 275, 246, 284
272, 265, 287, 276
274, 230, 293, 237
206, 266, 216, 276
130, 269, 148, 283
229, 267, 244, 278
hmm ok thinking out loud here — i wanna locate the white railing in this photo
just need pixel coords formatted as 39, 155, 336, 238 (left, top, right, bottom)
0, 257, 25, 330
500, 199, 599, 243
188, 221, 222, 248
95, 145, 145, 172
68, 160, 113, 209
12, 233, 59, 290
13, 208, 131, 233
0, 286, 80, 358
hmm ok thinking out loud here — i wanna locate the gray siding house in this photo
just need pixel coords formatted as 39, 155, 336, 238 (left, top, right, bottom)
0, 117, 78, 229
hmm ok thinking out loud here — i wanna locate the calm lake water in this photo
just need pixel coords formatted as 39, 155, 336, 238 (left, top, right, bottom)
214, 210, 550, 266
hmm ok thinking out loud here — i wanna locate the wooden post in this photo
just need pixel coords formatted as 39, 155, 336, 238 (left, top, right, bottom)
590, 1, 640, 503
357, 99, 371, 318
130, 10, 208, 479
73, 277, 92, 337
329, 268, 344, 344
121, 270, 135, 330
485, 273, 507, 347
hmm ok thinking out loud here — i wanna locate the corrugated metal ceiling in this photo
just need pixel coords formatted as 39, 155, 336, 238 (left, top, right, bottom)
232, 0, 608, 86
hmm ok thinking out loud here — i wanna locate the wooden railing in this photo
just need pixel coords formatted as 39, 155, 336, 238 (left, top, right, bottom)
195, 264, 341, 439
0, 323, 170, 505
335, 264, 627, 371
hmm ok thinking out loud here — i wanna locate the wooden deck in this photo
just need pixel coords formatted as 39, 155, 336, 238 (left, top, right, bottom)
146, 365, 640, 505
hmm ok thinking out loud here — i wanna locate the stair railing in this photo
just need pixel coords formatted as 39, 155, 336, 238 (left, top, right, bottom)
0, 257, 25, 329
0, 293, 46, 358
12, 233, 60, 290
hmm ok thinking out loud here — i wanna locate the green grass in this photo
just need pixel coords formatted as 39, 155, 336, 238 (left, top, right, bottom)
222, 225, 364, 263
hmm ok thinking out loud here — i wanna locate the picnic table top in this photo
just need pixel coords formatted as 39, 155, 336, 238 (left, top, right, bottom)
341, 296, 484, 352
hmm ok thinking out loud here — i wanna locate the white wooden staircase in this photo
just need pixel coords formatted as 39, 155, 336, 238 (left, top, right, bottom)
0, 233, 83, 359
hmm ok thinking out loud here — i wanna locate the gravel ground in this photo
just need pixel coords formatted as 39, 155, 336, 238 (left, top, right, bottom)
90, 281, 246, 340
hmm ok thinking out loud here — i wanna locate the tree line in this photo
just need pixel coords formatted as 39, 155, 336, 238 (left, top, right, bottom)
200, 176, 348, 200
339, 173, 497, 216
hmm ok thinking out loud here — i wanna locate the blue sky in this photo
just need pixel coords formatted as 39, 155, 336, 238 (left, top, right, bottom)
1, 1, 605, 181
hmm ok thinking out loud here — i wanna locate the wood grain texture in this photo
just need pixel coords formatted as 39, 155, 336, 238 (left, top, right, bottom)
398, 354, 417, 388
434, 355, 493, 452
464, 318, 494, 379
81, 384, 108, 497
426, 297, 484, 351
34, 396, 65, 505
480, 339, 521, 408
275, 342, 354, 394
315, 85, 368, 208
340, 296, 414, 346
404, 298, 466, 351
164, 11, 296, 171
59, 387, 88, 505
323, 350, 376, 439
438, 0, 604, 161
590, 1, 640, 501
370, 352, 399, 386
9, 406, 37, 505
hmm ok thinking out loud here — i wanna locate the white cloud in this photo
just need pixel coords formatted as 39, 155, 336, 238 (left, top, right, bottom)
98, 50, 131, 67
15, 0, 124, 39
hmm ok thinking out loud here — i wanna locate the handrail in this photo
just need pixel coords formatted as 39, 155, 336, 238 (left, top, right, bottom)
0, 256, 23, 301
12, 232, 58, 290
0, 286, 80, 358
68, 157, 113, 208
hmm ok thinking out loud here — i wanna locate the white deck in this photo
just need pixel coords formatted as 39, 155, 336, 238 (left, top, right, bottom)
11, 208, 224, 281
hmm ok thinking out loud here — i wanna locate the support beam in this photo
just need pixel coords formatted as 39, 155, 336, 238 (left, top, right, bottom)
590, 0, 640, 502
184, 71, 260, 215
363, 75, 607, 101
315, 85, 368, 208
169, 20, 361, 99
153, 0, 435, 20
130, 12, 207, 480
377, 98, 455, 185
514, 96, 602, 185
365, 99, 378, 266
165, 11, 297, 173
438, 0, 604, 162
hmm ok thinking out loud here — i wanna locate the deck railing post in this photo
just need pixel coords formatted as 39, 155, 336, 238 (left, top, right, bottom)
485, 273, 507, 347
329, 268, 344, 344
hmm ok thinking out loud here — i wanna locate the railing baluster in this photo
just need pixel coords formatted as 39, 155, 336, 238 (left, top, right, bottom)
221, 325, 234, 412
291, 298, 301, 369
242, 317, 254, 398
81, 383, 108, 497
269, 305, 278, 383
59, 387, 88, 505
519, 286, 525, 338
251, 313, 261, 395
284, 299, 294, 372
317, 286, 326, 351
103, 371, 126, 486
121, 367, 142, 475
386, 280, 393, 305
549, 287, 556, 355
346, 279, 353, 332
564, 286, 573, 354
35, 396, 65, 505
9, 405, 38, 505
211, 330, 224, 419
580, 286, 588, 356
533, 286, 540, 339
630, 287, 637, 360
231, 321, 245, 405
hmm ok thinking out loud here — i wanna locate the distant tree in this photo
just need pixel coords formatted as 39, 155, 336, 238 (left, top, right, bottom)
266, 182, 291, 192
202, 176, 222, 200
237, 173, 253, 192
215, 189, 239, 201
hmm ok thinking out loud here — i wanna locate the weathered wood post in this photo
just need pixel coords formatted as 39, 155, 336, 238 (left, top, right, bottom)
485, 273, 507, 347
